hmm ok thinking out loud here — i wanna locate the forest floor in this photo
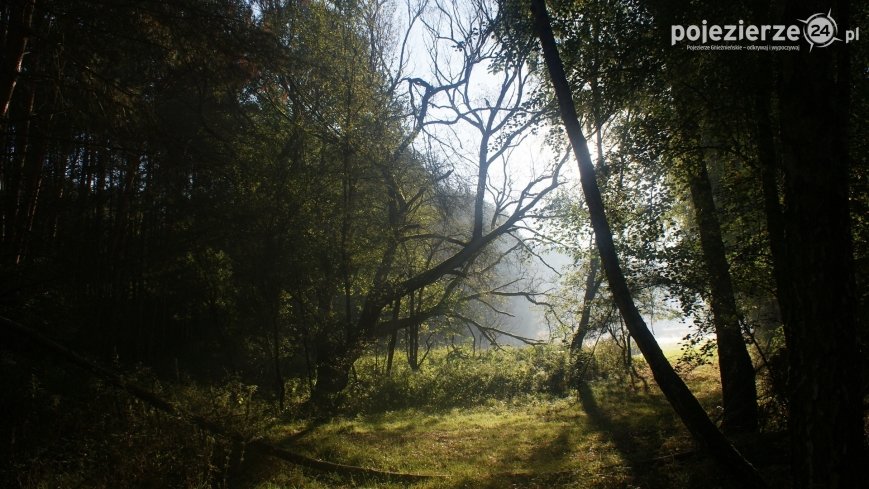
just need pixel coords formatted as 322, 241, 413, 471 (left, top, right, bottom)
240, 362, 789, 489
3, 340, 795, 488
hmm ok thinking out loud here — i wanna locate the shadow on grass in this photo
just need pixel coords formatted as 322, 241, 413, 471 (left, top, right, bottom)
574, 381, 792, 489
465, 436, 575, 489
574, 380, 707, 487
576, 382, 644, 478
526, 430, 572, 467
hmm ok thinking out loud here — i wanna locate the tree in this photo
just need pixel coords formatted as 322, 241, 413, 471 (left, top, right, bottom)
528, 0, 760, 433
0, 0, 271, 366
770, 0, 863, 485
236, 0, 562, 407
529, 1, 766, 486
686, 156, 758, 433
0, 0, 35, 119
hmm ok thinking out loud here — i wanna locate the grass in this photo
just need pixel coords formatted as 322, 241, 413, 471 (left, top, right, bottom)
6, 341, 788, 488
242, 358, 742, 489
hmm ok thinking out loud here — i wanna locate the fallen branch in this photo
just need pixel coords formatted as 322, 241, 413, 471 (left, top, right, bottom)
0, 316, 445, 482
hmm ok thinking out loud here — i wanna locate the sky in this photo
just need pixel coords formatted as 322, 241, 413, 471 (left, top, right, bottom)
393, 0, 695, 348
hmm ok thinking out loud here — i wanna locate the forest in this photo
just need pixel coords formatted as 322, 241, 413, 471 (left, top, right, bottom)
1, 0, 866, 487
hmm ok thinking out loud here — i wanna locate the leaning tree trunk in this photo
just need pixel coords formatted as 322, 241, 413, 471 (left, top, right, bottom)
530, 1, 766, 487
687, 157, 758, 434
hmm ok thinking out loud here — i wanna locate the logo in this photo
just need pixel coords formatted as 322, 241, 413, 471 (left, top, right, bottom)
670, 10, 860, 52
800, 10, 841, 50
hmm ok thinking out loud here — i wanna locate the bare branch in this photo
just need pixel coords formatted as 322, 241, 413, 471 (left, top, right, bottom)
448, 312, 544, 345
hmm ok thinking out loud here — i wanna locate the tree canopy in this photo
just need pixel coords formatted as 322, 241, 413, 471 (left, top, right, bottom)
1, 0, 865, 487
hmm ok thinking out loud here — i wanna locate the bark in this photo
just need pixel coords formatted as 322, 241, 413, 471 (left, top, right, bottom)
310, 340, 353, 409
272, 311, 285, 412
406, 290, 420, 370
385, 329, 397, 373
406, 323, 419, 370
775, 1, 864, 486
754, 74, 792, 333
2, 83, 33, 260
569, 254, 601, 352
0, 0, 35, 119
15, 107, 45, 264
571, 96, 606, 354
530, 1, 766, 487
754, 66, 793, 408
385, 298, 399, 374
687, 158, 758, 434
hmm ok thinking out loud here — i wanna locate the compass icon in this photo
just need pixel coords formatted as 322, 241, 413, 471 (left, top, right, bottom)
799, 10, 842, 50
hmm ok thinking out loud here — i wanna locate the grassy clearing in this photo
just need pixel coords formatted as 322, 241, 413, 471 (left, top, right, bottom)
4, 340, 790, 488
243, 357, 741, 489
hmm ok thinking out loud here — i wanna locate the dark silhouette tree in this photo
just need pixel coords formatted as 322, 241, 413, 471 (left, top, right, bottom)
529, 0, 766, 486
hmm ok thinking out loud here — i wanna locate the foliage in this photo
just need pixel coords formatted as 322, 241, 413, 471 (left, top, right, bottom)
252, 357, 785, 489
0, 0, 864, 486
1, 329, 791, 488
343, 345, 570, 412
0, 352, 268, 488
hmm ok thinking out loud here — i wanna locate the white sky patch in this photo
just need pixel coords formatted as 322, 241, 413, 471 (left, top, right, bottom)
385, 0, 694, 347
389, 1, 563, 212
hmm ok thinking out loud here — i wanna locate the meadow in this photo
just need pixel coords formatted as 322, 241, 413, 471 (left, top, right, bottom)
238, 344, 786, 488
3, 341, 790, 488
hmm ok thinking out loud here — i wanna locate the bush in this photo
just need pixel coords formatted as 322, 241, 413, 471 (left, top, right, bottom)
0, 353, 266, 488
565, 338, 646, 387
754, 327, 790, 431
342, 345, 570, 412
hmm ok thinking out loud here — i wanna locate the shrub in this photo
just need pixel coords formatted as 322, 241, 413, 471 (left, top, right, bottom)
565, 337, 647, 387
342, 345, 570, 413
0, 353, 265, 488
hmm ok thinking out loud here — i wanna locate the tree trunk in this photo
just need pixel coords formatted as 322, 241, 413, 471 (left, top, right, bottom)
530, 1, 766, 487
406, 323, 420, 370
754, 73, 793, 335
753, 68, 794, 411
310, 339, 354, 409
385, 330, 397, 373
570, 253, 600, 352
0, 0, 35, 119
386, 298, 399, 374
272, 311, 285, 412
775, 1, 863, 486
687, 157, 758, 434
3, 84, 33, 263
406, 290, 420, 370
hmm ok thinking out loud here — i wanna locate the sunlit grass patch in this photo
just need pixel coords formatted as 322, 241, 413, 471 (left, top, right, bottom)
274, 398, 591, 473
247, 344, 738, 488
253, 388, 708, 488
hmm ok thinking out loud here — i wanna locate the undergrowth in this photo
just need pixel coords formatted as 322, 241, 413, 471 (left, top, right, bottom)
342, 344, 571, 413
3, 340, 790, 488
0, 351, 267, 488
